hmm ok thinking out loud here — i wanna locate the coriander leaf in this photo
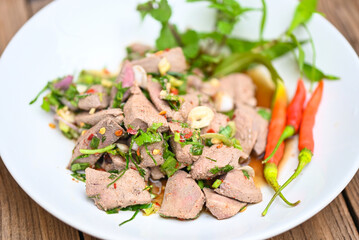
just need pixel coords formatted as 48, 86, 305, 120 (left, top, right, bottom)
190, 144, 204, 156
303, 63, 340, 82
219, 125, 233, 138
287, 0, 318, 35
209, 164, 234, 175
197, 180, 204, 189
90, 136, 100, 149
29, 82, 50, 105
156, 24, 178, 50
149, 122, 163, 132
71, 163, 90, 172
161, 156, 180, 177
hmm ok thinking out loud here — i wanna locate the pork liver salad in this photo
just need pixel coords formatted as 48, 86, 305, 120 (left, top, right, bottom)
30, 0, 339, 225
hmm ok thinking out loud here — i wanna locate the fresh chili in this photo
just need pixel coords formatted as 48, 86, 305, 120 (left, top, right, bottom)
263, 81, 300, 207
262, 81, 324, 216
263, 79, 306, 163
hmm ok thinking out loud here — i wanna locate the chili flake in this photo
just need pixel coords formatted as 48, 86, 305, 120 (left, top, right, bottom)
206, 129, 215, 133
127, 127, 137, 135
87, 134, 94, 141
48, 123, 56, 129
86, 88, 96, 94
115, 130, 123, 136
184, 132, 193, 139
170, 88, 179, 95
99, 127, 106, 135
159, 110, 167, 115
114, 183, 117, 189
216, 143, 224, 149
137, 149, 141, 156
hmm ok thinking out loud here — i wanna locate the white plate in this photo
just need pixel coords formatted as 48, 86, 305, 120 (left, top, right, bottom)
1, 0, 359, 239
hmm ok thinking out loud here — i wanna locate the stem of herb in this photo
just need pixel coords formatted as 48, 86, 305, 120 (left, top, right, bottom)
79, 144, 116, 155
119, 209, 140, 226
303, 24, 316, 91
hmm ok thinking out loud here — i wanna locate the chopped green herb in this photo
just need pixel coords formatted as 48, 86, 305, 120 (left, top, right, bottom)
71, 172, 86, 182
71, 163, 90, 172
209, 164, 234, 175
190, 144, 204, 156
107, 169, 127, 188
212, 179, 222, 189
121, 203, 152, 211
79, 144, 116, 155
206, 157, 217, 162
187, 164, 192, 171
242, 170, 250, 179
101, 135, 107, 143
90, 136, 100, 149
145, 144, 158, 166
82, 123, 93, 129
112, 82, 129, 108
161, 155, 180, 177
197, 180, 204, 189
119, 210, 140, 226
106, 208, 120, 214
71, 154, 89, 165
143, 185, 153, 191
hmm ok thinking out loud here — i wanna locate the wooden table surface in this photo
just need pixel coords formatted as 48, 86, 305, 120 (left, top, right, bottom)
1, 0, 358, 239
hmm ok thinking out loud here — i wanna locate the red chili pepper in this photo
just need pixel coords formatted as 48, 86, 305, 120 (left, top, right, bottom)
263, 81, 299, 208
127, 127, 137, 135
86, 88, 96, 94
87, 134, 94, 141
263, 79, 306, 163
170, 88, 179, 95
262, 81, 324, 216
114, 183, 117, 189
184, 132, 193, 139
206, 129, 215, 133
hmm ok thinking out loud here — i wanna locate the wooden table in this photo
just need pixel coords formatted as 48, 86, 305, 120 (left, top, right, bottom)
1, 0, 358, 239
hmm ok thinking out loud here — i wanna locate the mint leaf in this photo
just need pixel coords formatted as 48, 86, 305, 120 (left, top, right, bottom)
217, 21, 233, 35
150, 0, 171, 23
156, 24, 178, 50
303, 63, 340, 82
287, 0, 318, 34
181, 30, 200, 59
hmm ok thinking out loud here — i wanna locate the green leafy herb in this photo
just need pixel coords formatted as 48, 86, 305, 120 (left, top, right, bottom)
71, 163, 90, 172
121, 203, 153, 211
90, 136, 100, 149
137, 0, 171, 23
112, 82, 129, 108
206, 157, 217, 162
181, 30, 200, 59
119, 210, 140, 226
101, 135, 107, 143
197, 180, 204, 189
289, 33, 305, 73
257, 108, 271, 121
107, 169, 127, 188
71, 172, 86, 182
77, 71, 102, 85
161, 155, 180, 177
303, 63, 340, 82
156, 24, 179, 50
106, 208, 120, 214
242, 170, 250, 179
190, 144, 204, 156
82, 123, 93, 129
71, 154, 89, 165
29, 82, 50, 105
149, 122, 163, 131
212, 179, 223, 189
209, 164, 234, 175
133, 129, 162, 147
79, 144, 116, 155
287, 0, 318, 35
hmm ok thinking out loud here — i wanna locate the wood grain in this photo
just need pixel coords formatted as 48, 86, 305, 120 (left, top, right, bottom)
0, 159, 80, 240
0, 0, 359, 239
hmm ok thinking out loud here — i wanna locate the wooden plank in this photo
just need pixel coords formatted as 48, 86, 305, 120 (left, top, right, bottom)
0, 0, 30, 54
0, 158, 80, 240
28, 0, 53, 16
271, 194, 359, 239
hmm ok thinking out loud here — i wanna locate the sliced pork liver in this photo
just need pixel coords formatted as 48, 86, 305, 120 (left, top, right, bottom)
75, 109, 123, 126
69, 117, 124, 167
159, 170, 204, 219
190, 145, 244, 179
233, 104, 258, 158
78, 85, 109, 111
203, 188, 246, 220
131, 47, 187, 73
168, 122, 198, 165
252, 110, 269, 156
147, 78, 174, 118
123, 87, 168, 132
85, 168, 151, 211
214, 169, 262, 203
150, 166, 165, 180
202, 112, 229, 134
139, 139, 165, 168
219, 73, 256, 107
